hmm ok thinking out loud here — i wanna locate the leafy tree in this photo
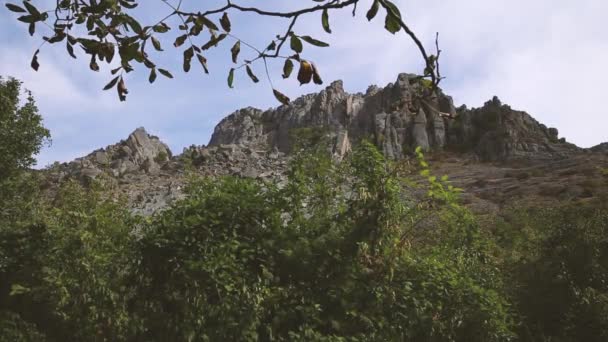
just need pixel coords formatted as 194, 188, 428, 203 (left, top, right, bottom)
0, 77, 50, 180
0, 76, 50, 252
1, 178, 140, 341
132, 143, 514, 341
497, 203, 608, 342
4, 0, 442, 103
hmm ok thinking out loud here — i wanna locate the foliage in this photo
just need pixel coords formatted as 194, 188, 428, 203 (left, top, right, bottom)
0, 140, 516, 340
0, 178, 140, 341
0, 77, 50, 180
4, 0, 442, 103
496, 203, 608, 342
132, 142, 513, 341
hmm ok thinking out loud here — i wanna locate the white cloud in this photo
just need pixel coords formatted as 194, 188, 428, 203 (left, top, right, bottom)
310, 0, 608, 147
0, 46, 121, 117
3, 0, 607, 167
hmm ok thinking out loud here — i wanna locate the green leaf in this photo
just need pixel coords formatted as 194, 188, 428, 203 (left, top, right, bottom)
384, 0, 402, 34
174, 34, 188, 48
66, 42, 76, 58
266, 40, 277, 51
220, 12, 231, 32
5, 3, 26, 13
282, 59, 294, 79
103, 76, 119, 90
245, 65, 259, 83
200, 16, 218, 31
127, 17, 143, 34
201, 33, 227, 50
151, 36, 163, 51
153, 23, 170, 33
22, 1, 40, 16
149, 68, 157, 83
9, 284, 30, 296
17, 14, 36, 23
366, 0, 379, 21
300, 36, 329, 47
322, 9, 331, 33
273, 89, 290, 105
231, 40, 240, 64
158, 68, 173, 78
227, 68, 235, 88
290, 34, 303, 53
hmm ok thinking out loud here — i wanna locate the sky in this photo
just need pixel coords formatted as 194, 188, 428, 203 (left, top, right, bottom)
1, 0, 607, 167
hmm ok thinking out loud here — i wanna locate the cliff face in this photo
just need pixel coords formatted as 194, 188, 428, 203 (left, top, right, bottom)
209, 73, 576, 161
44, 73, 607, 215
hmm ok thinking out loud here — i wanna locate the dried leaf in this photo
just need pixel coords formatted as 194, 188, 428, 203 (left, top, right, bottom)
245, 65, 259, 83
273, 89, 290, 105
297, 60, 314, 85
231, 40, 240, 64
196, 54, 209, 74
220, 12, 231, 32
117, 77, 128, 101
311, 63, 323, 85
174, 34, 188, 48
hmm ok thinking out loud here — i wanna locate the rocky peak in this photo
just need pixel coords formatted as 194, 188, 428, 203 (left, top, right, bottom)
590, 142, 608, 153
44, 72, 605, 216
449, 97, 578, 161
209, 73, 574, 161
52, 127, 172, 182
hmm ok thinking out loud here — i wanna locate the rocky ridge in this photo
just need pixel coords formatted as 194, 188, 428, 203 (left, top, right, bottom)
45, 73, 608, 216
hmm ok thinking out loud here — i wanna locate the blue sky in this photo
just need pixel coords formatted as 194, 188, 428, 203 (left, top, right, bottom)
2, 0, 607, 167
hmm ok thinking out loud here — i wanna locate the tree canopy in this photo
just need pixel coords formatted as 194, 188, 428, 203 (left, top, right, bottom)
0, 77, 50, 179
5, 0, 442, 103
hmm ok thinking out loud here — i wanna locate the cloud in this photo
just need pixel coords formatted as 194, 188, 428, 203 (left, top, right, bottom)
304, 0, 608, 147
2, 0, 607, 168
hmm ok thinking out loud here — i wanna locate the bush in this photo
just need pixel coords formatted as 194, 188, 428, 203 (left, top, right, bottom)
498, 203, 608, 342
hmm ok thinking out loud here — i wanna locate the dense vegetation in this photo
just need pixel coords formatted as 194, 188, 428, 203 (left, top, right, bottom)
1, 79, 607, 341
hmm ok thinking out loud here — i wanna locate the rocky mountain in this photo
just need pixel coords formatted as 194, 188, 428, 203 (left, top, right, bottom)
44, 73, 608, 216
591, 142, 608, 153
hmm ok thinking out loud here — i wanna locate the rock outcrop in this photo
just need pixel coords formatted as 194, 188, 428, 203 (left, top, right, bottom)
590, 142, 608, 153
46, 72, 604, 216
49, 127, 172, 183
449, 97, 578, 161
210, 73, 574, 161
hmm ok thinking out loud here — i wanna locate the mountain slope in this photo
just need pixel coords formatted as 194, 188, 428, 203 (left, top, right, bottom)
44, 73, 608, 215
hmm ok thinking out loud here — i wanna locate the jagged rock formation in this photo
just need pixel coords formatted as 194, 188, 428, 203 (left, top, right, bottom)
210, 73, 575, 161
50, 127, 172, 183
591, 142, 608, 153
44, 73, 607, 216
210, 74, 459, 159
449, 97, 579, 161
